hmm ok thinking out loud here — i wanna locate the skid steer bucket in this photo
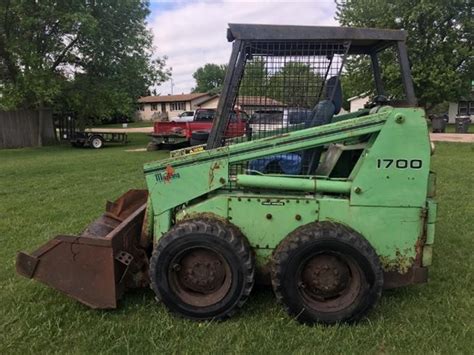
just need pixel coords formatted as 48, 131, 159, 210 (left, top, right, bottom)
16, 189, 150, 309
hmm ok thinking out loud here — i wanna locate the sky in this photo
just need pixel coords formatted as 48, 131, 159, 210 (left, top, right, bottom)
148, 0, 339, 95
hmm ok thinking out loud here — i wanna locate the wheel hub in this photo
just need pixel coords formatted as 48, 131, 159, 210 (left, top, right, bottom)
302, 255, 350, 298
175, 249, 226, 294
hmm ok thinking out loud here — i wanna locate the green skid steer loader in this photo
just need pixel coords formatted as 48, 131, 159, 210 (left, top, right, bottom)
17, 24, 437, 324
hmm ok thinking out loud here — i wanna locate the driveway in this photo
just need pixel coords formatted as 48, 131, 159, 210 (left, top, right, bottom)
429, 133, 474, 143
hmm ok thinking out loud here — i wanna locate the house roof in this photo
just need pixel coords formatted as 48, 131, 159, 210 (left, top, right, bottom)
197, 95, 285, 107
138, 93, 209, 103
196, 94, 220, 105
237, 96, 285, 107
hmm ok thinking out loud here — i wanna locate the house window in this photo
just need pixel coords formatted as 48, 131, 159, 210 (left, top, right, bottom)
458, 101, 474, 115
151, 104, 158, 111
139, 104, 144, 111
458, 101, 468, 115
170, 101, 186, 111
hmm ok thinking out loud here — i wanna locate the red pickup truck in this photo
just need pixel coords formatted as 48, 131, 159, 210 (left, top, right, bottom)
148, 108, 250, 149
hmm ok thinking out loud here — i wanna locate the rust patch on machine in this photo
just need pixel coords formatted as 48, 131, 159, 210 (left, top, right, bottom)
208, 161, 221, 187
164, 165, 175, 183
414, 207, 428, 264
379, 249, 414, 274
383, 266, 428, 289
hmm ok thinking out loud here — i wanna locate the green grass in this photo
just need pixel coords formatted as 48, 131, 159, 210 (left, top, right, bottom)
1, 139, 473, 354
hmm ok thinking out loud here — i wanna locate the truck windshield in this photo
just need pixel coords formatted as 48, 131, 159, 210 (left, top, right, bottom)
195, 110, 216, 121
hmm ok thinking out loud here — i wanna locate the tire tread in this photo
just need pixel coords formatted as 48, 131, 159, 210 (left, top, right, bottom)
149, 217, 254, 321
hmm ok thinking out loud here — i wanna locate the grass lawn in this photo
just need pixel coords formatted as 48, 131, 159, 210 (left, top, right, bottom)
0, 137, 473, 354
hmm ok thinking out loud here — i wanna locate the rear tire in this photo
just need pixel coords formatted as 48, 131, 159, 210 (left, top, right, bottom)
149, 218, 255, 321
271, 221, 383, 324
190, 130, 209, 146
90, 136, 104, 149
191, 130, 210, 140
190, 138, 207, 146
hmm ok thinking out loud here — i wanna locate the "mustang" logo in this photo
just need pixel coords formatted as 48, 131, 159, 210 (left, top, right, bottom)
155, 165, 181, 183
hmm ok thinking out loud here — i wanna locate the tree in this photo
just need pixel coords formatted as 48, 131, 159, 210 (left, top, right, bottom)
267, 62, 323, 108
239, 60, 323, 107
192, 64, 227, 94
0, 0, 168, 123
336, 0, 474, 110
239, 59, 268, 96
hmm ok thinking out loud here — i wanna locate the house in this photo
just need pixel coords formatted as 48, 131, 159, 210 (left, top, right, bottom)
236, 96, 286, 112
447, 80, 474, 123
448, 96, 474, 123
197, 95, 285, 113
197, 95, 220, 109
137, 93, 212, 121
347, 94, 370, 112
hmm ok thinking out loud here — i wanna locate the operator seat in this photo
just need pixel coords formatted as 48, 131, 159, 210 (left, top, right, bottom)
301, 76, 342, 174
248, 77, 342, 175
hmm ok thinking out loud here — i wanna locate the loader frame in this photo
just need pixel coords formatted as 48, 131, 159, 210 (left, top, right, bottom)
143, 106, 435, 288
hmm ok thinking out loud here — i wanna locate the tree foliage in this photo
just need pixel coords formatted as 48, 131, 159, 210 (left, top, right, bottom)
192, 63, 227, 94
239, 59, 268, 96
267, 62, 323, 108
239, 60, 323, 108
336, 0, 473, 110
0, 0, 169, 121
194, 60, 324, 108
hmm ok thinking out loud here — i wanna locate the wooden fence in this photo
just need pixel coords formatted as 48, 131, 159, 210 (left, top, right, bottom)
0, 109, 55, 149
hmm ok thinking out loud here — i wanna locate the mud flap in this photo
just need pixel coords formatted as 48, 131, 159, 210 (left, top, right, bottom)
16, 190, 150, 309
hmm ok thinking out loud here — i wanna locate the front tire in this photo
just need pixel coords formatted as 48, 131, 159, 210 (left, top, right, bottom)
146, 142, 160, 151
149, 218, 255, 321
271, 221, 383, 324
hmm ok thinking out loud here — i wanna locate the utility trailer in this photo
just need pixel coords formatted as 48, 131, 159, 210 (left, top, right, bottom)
56, 115, 129, 149
17, 24, 437, 325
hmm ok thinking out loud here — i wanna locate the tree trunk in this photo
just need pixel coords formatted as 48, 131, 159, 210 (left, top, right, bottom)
38, 103, 44, 147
